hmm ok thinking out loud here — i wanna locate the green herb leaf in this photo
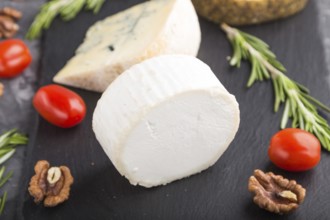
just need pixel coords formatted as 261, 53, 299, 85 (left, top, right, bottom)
60, 0, 86, 21
0, 191, 7, 215
0, 167, 5, 180
0, 129, 28, 149
0, 129, 16, 148
26, 0, 106, 40
0, 167, 13, 188
86, 0, 105, 13
0, 149, 15, 165
221, 23, 330, 151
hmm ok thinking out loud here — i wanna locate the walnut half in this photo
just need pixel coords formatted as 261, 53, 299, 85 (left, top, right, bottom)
0, 7, 22, 38
28, 160, 74, 207
248, 169, 306, 214
0, 82, 3, 97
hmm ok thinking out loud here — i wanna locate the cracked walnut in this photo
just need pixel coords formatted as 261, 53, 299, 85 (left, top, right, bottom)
0, 7, 22, 38
28, 160, 74, 207
248, 169, 306, 214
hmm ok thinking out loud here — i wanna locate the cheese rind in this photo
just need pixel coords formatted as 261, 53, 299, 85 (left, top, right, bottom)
93, 55, 240, 187
53, 0, 201, 92
192, 0, 308, 25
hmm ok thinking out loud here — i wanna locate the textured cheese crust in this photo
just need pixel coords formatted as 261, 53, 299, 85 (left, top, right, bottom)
53, 0, 201, 92
192, 0, 308, 25
93, 55, 240, 188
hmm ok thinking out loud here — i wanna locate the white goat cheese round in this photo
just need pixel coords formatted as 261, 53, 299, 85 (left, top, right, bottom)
93, 55, 240, 187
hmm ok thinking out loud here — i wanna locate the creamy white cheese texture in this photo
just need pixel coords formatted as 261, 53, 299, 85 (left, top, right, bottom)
53, 0, 201, 92
93, 55, 240, 188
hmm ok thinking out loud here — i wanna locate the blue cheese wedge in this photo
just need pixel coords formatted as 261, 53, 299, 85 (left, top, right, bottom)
93, 55, 240, 188
53, 0, 201, 92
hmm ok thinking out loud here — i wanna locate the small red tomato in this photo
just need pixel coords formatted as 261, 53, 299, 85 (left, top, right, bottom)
268, 128, 321, 171
33, 84, 86, 128
0, 39, 32, 78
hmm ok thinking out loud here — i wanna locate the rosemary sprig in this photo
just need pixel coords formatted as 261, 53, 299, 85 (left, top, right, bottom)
221, 23, 330, 150
26, 0, 106, 40
0, 130, 28, 215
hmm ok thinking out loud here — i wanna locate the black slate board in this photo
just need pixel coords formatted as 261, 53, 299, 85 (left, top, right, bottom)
0, 2, 43, 220
18, 0, 330, 219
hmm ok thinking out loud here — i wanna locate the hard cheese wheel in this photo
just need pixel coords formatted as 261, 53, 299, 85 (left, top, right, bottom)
93, 55, 240, 188
53, 0, 201, 92
192, 0, 308, 25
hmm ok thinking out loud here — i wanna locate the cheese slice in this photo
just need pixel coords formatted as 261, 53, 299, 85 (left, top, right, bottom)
53, 0, 201, 92
93, 55, 240, 188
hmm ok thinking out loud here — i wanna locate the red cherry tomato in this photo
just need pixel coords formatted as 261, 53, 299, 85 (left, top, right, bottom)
0, 39, 32, 78
33, 84, 86, 128
268, 128, 321, 171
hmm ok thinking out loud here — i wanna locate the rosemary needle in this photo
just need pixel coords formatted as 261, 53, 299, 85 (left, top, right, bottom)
0, 191, 7, 215
0, 166, 11, 216
221, 23, 330, 150
0, 170, 13, 188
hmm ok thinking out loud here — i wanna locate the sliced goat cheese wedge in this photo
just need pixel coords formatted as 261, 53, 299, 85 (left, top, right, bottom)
53, 0, 201, 92
93, 55, 240, 188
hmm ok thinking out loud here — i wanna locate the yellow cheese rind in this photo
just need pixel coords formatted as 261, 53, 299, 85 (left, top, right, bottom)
192, 0, 308, 25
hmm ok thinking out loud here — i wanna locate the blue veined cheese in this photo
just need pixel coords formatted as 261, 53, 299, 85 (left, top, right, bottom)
53, 0, 201, 92
93, 55, 240, 188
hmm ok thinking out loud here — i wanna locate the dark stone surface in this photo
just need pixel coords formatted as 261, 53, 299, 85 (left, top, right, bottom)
0, 1, 43, 219
1, 0, 329, 219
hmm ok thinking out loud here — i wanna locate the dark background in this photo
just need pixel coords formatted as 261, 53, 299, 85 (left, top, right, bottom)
2, 0, 330, 219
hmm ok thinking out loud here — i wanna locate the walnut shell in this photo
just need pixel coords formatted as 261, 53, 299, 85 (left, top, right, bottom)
248, 169, 306, 214
28, 160, 74, 207
0, 82, 3, 97
0, 7, 21, 38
